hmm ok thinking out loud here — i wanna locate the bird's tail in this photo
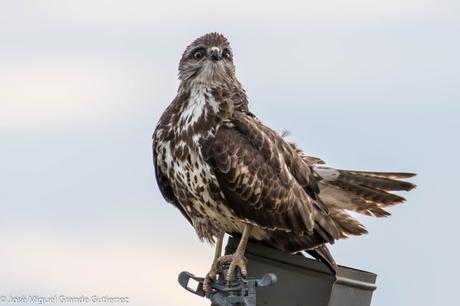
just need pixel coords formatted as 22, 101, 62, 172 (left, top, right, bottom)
306, 244, 337, 275
314, 166, 416, 218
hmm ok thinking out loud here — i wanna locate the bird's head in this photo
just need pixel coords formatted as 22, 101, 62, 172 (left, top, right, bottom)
178, 32, 235, 85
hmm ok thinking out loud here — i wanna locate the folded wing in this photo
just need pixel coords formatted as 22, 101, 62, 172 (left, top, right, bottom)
202, 113, 363, 245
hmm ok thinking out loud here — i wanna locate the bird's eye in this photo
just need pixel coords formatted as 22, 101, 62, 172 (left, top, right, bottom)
193, 51, 204, 60
223, 50, 231, 60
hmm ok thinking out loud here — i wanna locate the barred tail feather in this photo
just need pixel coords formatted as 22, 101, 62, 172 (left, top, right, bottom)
315, 166, 416, 218
329, 208, 368, 237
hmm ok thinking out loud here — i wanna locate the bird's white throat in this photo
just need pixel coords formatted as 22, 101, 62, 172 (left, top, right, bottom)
176, 84, 219, 135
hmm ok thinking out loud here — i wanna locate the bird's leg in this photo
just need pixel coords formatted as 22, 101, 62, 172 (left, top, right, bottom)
215, 224, 252, 281
208, 233, 224, 279
203, 232, 224, 293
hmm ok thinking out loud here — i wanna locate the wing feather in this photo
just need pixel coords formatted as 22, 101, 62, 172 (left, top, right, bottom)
202, 113, 341, 242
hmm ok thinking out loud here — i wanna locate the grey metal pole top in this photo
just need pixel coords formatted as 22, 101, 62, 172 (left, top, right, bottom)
178, 237, 377, 306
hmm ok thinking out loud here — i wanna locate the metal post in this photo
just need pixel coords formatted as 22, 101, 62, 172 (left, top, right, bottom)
179, 237, 377, 306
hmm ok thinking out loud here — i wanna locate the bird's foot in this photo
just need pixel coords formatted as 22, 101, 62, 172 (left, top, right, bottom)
203, 253, 247, 292
203, 263, 220, 294
215, 253, 247, 281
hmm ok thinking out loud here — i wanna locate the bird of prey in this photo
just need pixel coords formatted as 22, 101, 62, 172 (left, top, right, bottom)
152, 32, 415, 291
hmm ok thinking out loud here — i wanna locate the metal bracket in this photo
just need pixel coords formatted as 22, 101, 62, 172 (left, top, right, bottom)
178, 263, 277, 306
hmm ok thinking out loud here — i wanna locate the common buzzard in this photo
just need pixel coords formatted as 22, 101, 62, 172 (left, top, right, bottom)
152, 32, 415, 291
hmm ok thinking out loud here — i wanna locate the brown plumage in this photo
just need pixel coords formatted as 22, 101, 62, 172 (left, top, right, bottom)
314, 166, 416, 218
152, 32, 416, 281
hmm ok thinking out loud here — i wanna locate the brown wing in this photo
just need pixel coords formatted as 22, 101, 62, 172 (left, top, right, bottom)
202, 112, 341, 243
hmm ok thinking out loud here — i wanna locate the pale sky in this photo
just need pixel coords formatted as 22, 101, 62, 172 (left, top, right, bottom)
1, 1, 459, 306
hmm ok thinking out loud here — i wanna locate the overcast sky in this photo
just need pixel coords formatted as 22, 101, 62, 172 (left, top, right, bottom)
1, 1, 459, 306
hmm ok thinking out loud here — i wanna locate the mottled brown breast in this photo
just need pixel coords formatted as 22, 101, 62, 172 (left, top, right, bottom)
153, 84, 243, 242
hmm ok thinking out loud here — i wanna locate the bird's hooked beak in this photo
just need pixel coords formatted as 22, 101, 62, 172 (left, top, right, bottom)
209, 46, 222, 61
